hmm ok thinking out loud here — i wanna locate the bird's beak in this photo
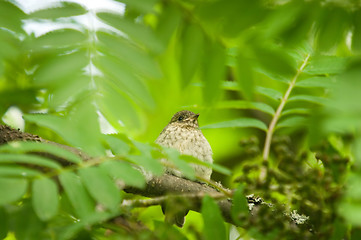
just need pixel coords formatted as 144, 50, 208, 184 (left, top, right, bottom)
192, 113, 200, 120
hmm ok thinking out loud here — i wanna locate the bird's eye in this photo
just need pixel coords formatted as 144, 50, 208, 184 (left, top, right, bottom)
178, 116, 184, 121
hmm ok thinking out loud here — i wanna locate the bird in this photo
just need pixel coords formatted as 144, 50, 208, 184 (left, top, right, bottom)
155, 110, 213, 227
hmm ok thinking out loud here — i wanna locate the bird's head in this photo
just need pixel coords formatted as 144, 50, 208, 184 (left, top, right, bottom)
169, 110, 200, 129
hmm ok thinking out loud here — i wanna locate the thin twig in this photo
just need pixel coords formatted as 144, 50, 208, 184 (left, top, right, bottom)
262, 54, 311, 162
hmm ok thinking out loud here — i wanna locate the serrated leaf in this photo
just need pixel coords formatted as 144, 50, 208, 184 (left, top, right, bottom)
296, 76, 335, 88
0, 166, 41, 177
116, 0, 158, 13
50, 74, 90, 109
0, 177, 28, 205
95, 77, 141, 129
94, 55, 155, 109
0, 1, 25, 33
277, 116, 307, 129
304, 55, 348, 75
30, 2, 87, 19
255, 86, 283, 101
59, 171, 95, 218
33, 50, 88, 86
0, 153, 61, 169
201, 196, 226, 240
100, 161, 145, 188
79, 167, 121, 210
288, 95, 329, 105
32, 177, 59, 221
180, 23, 204, 87
216, 100, 275, 115
24, 101, 105, 156
281, 108, 310, 116
202, 41, 226, 105
32, 29, 87, 50
96, 12, 163, 53
0, 29, 20, 60
96, 31, 161, 79
0, 141, 82, 164
201, 118, 268, 131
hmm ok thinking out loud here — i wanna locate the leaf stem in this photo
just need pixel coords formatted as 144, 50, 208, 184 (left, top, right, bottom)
262, 54, 310, 162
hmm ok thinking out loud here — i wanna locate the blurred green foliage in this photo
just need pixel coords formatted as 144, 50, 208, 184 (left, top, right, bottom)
1, 0, 361, 239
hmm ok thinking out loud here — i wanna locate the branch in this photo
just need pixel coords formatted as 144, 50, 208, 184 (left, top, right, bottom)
0, 124, 309, 228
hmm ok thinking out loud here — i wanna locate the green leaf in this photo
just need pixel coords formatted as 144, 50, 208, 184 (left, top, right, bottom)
201, 196, 227, 240
202, 41, 226, 105
95, 77, 141, 130
117, 0, 158, 13
221, 81, 238, 91
231, 185, 248, 225
182, 155, 232, 176
0, 153, 61, 169
0, 1, 25, 33
216, 100, 275, 115
131, 141, 164, 175
33, 50, 88, 86
0, 141, 82, 164
0, 29, 21, 60
0, 166, 41, 178
303, 55, 348, 75
128, 155, 163, 176
12, 201, 44, 240
32, 177, 59, 221
59, 171, 95, 218
94, 55, 155, 109
59, 211, 117, 240
352, 10, 361, 52
30, 2, 87, 19
254, 45, 296, 79
236, 53, 254, 100
96, 12, 163, 53
156, 4, 182, 48
162, 147, 196, 180
255, 86, 283, 101
96, 31, 161, 79
201, 118, 268, 131
100, 160, 146, 188
79, 167, 121, 210
32, 29, 87, 50
277, 116, 307, 129
288, 95, 329, 105
316, 7, 350, 52
180, 23, 204, 87
0, 207, 8, 239
24, 101, 106, 156
296, 76, 335, 88
0, 177, 28, 205
103, 135, 131, 156
281, 108, 310, 116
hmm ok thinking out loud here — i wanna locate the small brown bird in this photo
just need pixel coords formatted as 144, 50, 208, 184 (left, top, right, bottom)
156, 110, 213, 227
